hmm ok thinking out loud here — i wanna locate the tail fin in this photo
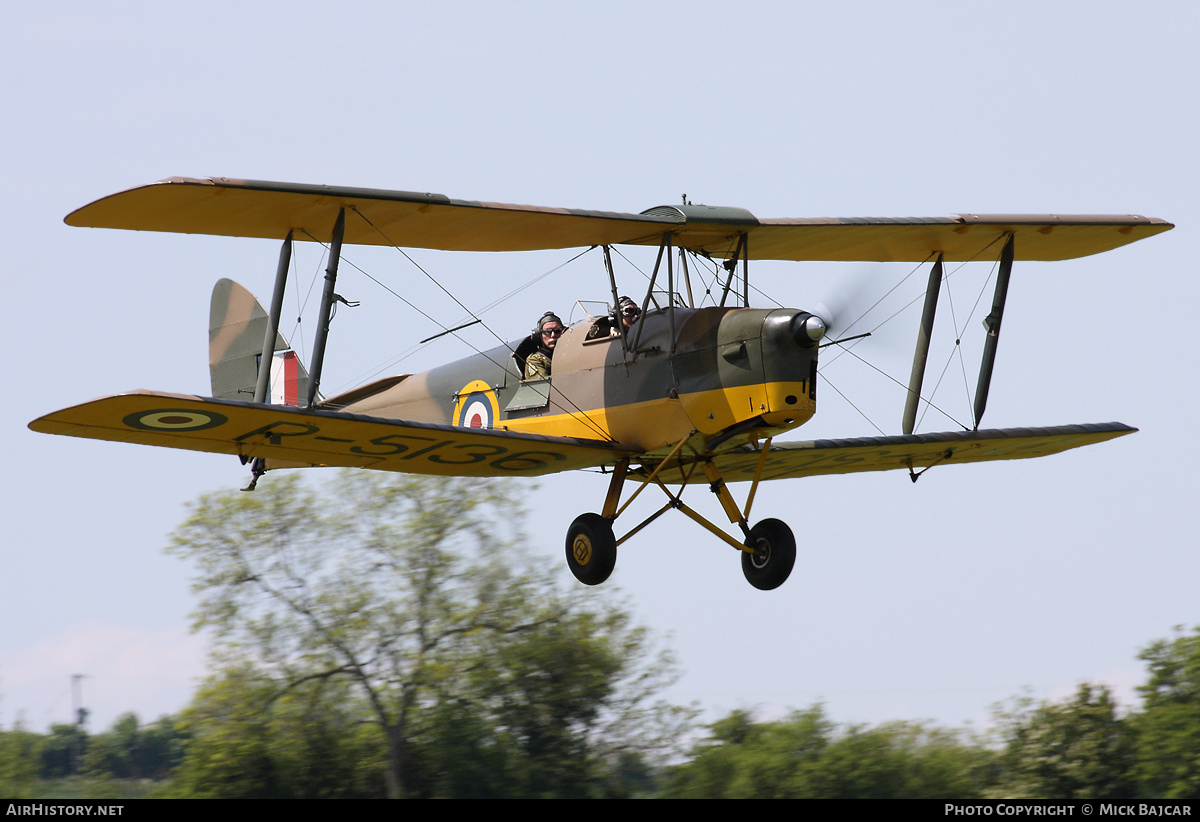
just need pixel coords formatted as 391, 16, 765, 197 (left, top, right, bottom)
208, 278, 310, 405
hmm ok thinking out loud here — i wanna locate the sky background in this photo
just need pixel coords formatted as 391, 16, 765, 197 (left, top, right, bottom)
3, 1, 1197, 736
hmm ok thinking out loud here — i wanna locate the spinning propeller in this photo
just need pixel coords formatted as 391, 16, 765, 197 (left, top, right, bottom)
810, 266, 888, 348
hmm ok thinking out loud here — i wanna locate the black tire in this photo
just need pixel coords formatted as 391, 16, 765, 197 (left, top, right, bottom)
565, 513, 617, 586
741, 518, 796, 591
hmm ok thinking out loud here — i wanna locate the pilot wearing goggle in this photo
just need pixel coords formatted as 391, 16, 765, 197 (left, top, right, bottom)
586, 296, 640, 340
524, 311, 564, 380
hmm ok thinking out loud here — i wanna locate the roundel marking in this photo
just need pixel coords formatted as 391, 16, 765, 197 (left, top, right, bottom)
123, 408, 229, 431
453, 380, 500, 429
462, 398, 490, 428
573, 533, 593, 565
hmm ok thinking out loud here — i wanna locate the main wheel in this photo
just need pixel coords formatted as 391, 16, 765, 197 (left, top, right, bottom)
741, 518, 796, 591
566, 513, 617, 586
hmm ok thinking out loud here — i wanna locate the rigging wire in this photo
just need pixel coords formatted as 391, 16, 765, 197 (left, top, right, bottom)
471, 246, 595, 317
818, 371, 886, 436
609, 244, 652, 284
814, 233, 1010, 431
932, 262, 968, 429
818, 256, 932, 370
917, 343, 969, 431
347, 208, 514, 352
918, 249, 1003, 430
614, 232, 981, 434
339, 245, 598, 387
829, 342, 969, 431
285, 242, 328, 362
298, 229, 459, 338
613, 240, 781, 310
282, 215, 1018, 444
326, 210, 616, 442
688, 251, 723, 307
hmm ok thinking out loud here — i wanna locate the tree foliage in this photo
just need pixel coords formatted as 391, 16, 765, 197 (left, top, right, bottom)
664, 626, 1200, 799
988, 685, 1135, 799
1133, 626, 1200, 798
165, 666, 383, 798
165, 470, 689, 798
82, 713, 186, 782
0, 721, 41, 798
7, 621, 1200, 797
664, 706, 992, 798
38, 724, 87, 779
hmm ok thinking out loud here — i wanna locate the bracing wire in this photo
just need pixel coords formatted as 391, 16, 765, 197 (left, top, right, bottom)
321, 211, 616, 442
816, 233, 1010, 432
819, 371, 886, 436
338, 246, 598, 388
285, 243, 329, 361
832, 343, 969, 431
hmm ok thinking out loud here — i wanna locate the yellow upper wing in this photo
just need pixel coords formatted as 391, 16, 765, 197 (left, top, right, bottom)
30, 391, 637, 478
66, 177, 1172, 261
66, 177, 676, 252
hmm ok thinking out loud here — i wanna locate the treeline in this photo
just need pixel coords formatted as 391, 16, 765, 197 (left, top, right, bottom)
2, 626, 1198, 799
668, 636, 1200, 800
2, 474, 1197, 798
0, 714, 186, 798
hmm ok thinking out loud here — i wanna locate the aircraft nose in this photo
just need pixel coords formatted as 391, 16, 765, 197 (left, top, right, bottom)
790, 313, 826, 347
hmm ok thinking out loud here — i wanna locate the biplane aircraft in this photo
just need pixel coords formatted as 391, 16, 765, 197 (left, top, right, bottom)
30, 177, 1173, 590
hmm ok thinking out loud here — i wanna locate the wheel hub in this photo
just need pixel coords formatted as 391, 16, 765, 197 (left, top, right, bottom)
573, 534, 593, 565
749, 537, 771, 569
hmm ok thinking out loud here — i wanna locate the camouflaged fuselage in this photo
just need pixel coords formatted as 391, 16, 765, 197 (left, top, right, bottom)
337, 306, 820, 455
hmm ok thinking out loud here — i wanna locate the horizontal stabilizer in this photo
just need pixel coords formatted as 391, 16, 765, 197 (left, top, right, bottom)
706, 423, 1136, 482
29, 391, 636, 478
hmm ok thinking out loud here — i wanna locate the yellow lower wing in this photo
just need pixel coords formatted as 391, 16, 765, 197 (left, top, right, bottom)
30, 391, 636, 477
706, 423, 1136, 482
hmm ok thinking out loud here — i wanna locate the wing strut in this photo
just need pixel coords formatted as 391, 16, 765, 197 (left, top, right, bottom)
253, 230, 293, 404
630, 232, 671, 362
972, 234, 1015, 429
742, 233, 750, 307
901, 253, 943, 435
602, 245, 633, 358
667, 235, 677, 353
718, 233, 749, 307
306, 208, 346, 407
678, 245, 695, 308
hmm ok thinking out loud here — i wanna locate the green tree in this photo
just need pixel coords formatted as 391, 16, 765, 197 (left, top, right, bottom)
167, 666, 384, 798
989, 684, 1135, 799
39, 723, 87, 779
665, 706, 989, 798
82, 713, 187, 782
811, 721, 993, 798
667, 707, 832, 798
167, 471, 688, 798
0, 722, 41, 798
1132, 626, 1200, 798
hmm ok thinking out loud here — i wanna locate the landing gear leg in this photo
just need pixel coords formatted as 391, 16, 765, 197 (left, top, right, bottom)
568, 438, 797, 590
241, 457, 266, 492
697, 454, 797, 590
